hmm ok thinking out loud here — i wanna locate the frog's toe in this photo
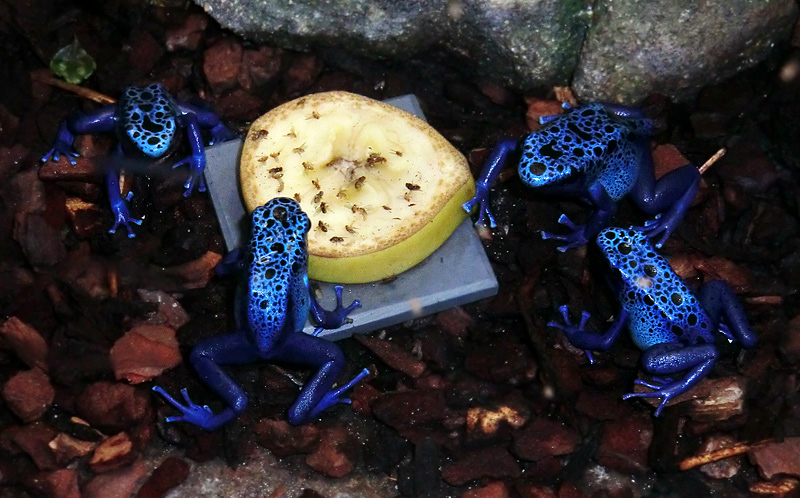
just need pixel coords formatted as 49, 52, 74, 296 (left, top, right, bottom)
305, 368, 369, 420
472, 203, 497, 228
633, 378, 667, 390
152, 385, 181, 406
652, 395, 673, 417
541, 216, 588, 250
541, 231, 586, 252
623, 388, 675, 417
333, 285, 361, 315
477, 209, 497, 228
556, 213, 580, 230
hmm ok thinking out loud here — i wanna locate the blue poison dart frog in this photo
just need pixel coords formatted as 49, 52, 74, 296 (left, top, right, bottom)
42, 83, 236, 237
153, 198, 369, 430
548, 227, 756, 416
462, 102, 701, 251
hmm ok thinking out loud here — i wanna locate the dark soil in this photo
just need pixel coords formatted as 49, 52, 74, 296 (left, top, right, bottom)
2, 1, 800, 497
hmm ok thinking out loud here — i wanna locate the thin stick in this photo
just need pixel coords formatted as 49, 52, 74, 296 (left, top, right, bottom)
698, 148, 725, 175
678, 442, 750, 470
31, 71, 116, 104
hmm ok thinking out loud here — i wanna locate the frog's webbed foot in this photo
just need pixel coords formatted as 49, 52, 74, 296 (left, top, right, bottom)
462, 184, 497, 228
541, 214, 589, 252
624, 342, 717, 417
108, 191, 142, 238
547, 304, 595, 363
311, 285, 361, 333
307, 367, 370, 417
173, 153, 207, 196
152, 386, 232, 431
41, 142, 79, 164
333, 285, 361, 317
633, 214, 674, 249
209, 122, 238, 145
623, 381, 687, 417
632, 376, 673, 390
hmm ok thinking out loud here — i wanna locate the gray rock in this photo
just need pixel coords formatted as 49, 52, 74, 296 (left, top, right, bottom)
199, 0, 446, 55
195, 0, 798, 103
573, 0, 799, 103
444, 0, 592, 89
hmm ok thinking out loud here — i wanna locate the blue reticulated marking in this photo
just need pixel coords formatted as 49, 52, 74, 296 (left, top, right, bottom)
596, 227, 715, 350
248, 198, 311, 349
518, 103, 640, 200
119, 83, 178, 158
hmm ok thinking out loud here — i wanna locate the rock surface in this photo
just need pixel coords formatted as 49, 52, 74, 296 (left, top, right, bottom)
572, 0, 799, 103
194, 0, 797, 103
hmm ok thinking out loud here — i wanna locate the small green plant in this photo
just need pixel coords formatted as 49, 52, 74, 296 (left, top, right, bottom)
50, 38, 96, 84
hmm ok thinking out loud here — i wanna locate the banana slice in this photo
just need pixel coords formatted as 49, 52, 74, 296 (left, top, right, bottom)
240, 91, 474, 283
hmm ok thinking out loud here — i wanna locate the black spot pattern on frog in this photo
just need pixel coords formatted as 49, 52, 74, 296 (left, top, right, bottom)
518, 103, 645, 201
248, 198, 310, 346
119, 83, 178, 158
597, 227, 715, 349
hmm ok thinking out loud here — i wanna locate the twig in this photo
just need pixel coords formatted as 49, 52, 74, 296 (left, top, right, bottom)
31, 71, 115, 104
698, 148, 726, 175
678, 441, 751, 470
750, 477, 799, 495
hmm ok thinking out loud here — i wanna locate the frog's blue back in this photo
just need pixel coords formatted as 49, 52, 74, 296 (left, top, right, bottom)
519, 104, 641, 200
597, 228, 715, 350
248, 198, 312, 346
118, 83, 179, 158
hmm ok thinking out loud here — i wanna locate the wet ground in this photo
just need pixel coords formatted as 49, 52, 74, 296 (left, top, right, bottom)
2, 1, 800, 497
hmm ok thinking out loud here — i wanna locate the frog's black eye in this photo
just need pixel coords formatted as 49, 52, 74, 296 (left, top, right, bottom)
618, 242, 632, 255
644, 264, 657, 277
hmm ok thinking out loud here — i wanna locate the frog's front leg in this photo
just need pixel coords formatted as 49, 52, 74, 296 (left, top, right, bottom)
172, 113, 207, 196
215, 247, 247, 276
598, 103, 654, 143
623, 342, 718, 416
177, 102, 237, 145
153, 331, 259, 431
462, 138, 520, 228
272, 331, 369, 425
548, 305, 629, 363
541, 182, 616, 252
630, 151, 700, 248
697, 280, 757, 349
42, 105, 117, 163
106, 148, 142, 237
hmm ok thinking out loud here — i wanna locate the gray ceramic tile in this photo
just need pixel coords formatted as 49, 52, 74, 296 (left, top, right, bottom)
203, 94, 497, 339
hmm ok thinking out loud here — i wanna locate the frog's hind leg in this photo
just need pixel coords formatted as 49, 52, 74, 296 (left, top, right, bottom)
629, 143, 700, 248
105, 146, 142, 237
623, 342, 718, 416
273, 332, 368, 425
153, 331, 260, 430
189, 332, 261, 427
697, 280, 757, 349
